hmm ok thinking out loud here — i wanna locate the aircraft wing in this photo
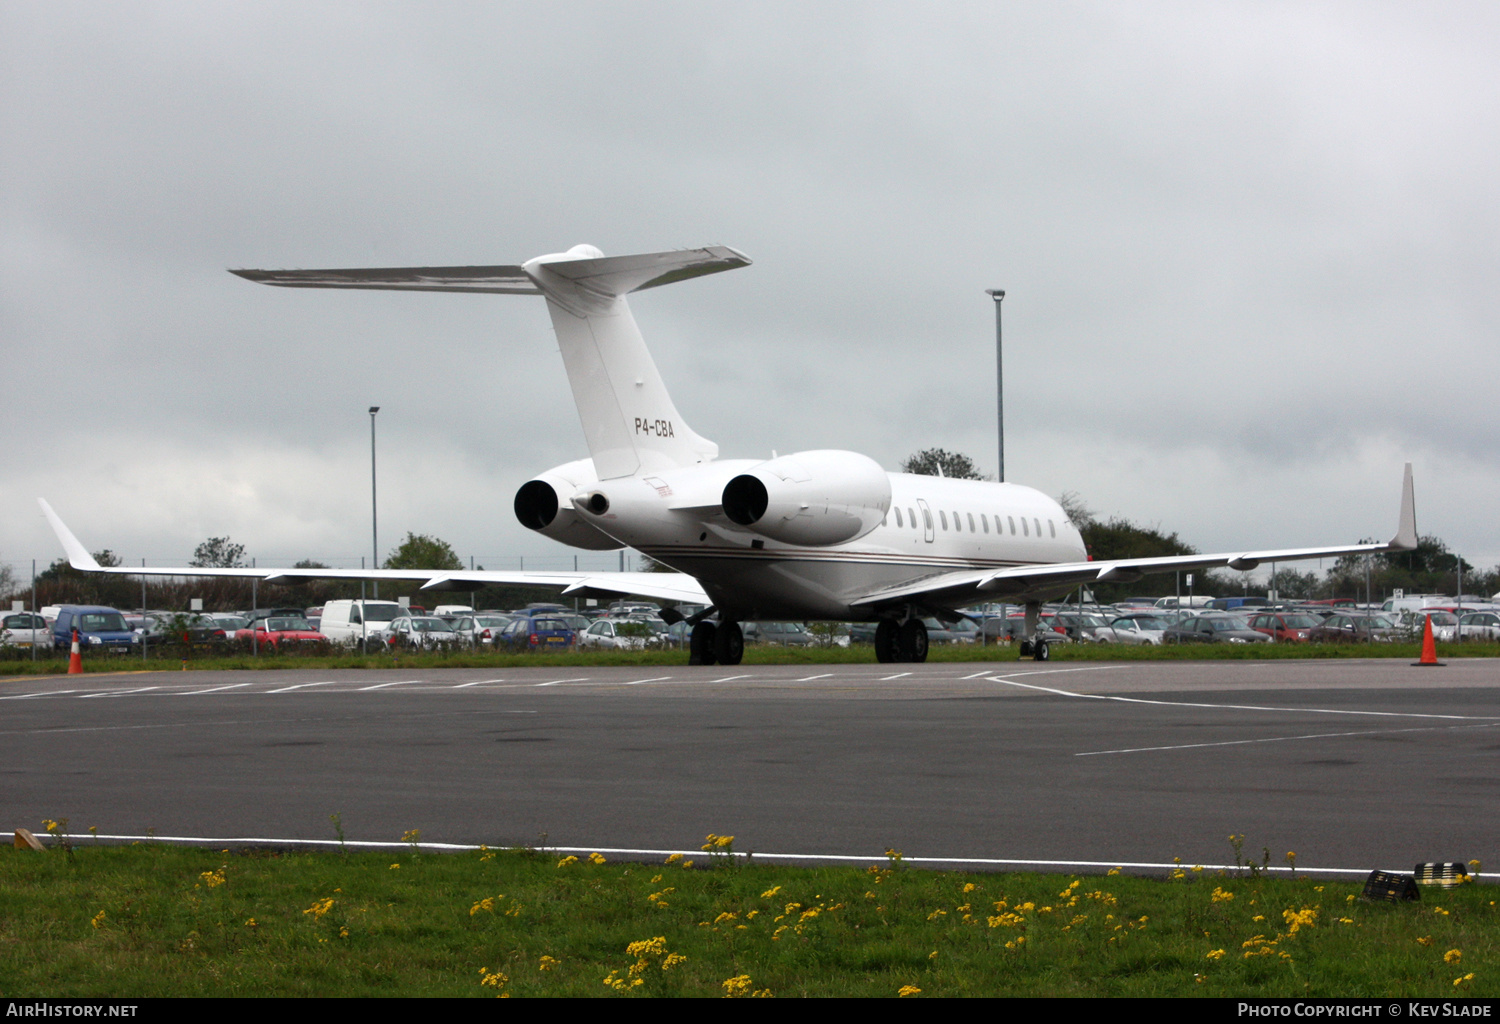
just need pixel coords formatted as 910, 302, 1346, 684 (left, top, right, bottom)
229, 265, 542, 294
37, 500, 708, 606
852, 464, 1418, 612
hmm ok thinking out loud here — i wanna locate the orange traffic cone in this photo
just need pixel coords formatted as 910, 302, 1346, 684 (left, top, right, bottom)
67, 628, 83, 674
1412, 614, 1444, 667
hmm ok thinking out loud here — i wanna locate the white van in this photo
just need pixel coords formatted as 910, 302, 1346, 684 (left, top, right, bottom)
1153, 595, 1216, 610
319, 599, 405, 645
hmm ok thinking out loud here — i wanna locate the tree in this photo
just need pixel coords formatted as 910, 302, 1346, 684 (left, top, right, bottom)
191, 537, 246, 568
384, 533, 463, 571
901, 448, 987, 480
1056, 492, 1096, 530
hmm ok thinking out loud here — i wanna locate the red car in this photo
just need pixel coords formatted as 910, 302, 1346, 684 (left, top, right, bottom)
235, 615, 328, 649
1246, 612, 1322, 642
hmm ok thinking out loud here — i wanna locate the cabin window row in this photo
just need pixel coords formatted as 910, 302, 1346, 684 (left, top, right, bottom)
887, 506, 1056, 539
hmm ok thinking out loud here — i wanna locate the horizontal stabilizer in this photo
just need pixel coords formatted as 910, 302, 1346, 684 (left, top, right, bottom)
230, 266, 541, 295
533, 246, 751, 299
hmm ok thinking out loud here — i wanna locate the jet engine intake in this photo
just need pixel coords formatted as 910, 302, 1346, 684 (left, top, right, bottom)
721, 450, 890, 546
513, 459, 623, 551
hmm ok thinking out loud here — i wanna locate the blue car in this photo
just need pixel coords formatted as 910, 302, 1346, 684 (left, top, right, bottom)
495, 615, 577, 650
52, 605, 139, 653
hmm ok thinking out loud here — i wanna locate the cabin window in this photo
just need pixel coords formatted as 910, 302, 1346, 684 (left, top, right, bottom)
1033, 517, 1042, 537
909, 507, 917, 528
968, 512, 976, 532
1021, 517, 1029, 537
981, 515, 989, 534
952, 511, 960, 532
1008, 515, 1016, 535
1048, 520, 1056, 538
894, 507, 903, 528
939, 511, 948, 530
922, 508, 932, 530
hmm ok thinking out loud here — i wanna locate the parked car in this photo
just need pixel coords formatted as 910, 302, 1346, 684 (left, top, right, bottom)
450, 614, 517, 647
1161, 614, 1271, 644
1457, 612, 1500, 640
495, 615, 578, 650
1245, 611, 1323, 642
1106, 613, 1172, 645
579, 617, 667, 649
51, 605, 139, 653
1306, 613, 1400, 643
386, 615, 461, 650
741, 621, 814, 646
0, 612, 51, 649
234, 615, 327, 649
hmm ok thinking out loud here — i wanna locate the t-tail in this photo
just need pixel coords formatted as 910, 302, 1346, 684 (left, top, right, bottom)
232, 244, 750, 478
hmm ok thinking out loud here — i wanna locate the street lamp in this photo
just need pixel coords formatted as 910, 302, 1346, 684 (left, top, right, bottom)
369, 406, 380, 599
986, 289, 1005, 483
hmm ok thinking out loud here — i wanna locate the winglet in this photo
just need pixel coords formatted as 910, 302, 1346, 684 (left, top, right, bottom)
37, 499, 101, 570
1390, 462, 1418, 550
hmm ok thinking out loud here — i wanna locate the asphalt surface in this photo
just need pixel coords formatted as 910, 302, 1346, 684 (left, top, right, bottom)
4, 658, 1497, 874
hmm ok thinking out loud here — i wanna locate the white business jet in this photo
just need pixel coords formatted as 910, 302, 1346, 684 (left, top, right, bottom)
39, 244, 1417, 665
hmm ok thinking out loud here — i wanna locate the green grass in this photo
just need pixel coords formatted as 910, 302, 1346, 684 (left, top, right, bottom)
3, 638, 1496, 675
2, 841, 1494, 997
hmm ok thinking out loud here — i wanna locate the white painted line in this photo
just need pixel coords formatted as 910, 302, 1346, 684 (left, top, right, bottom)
44, 833, 1399, 878
881, 672, 912, 680
988, 674, 1500, 721
1079, 721, 1500, 756
796, 673, 833, 681
358, 680, 423, 691
535, 677, 590, 687
454, 679, 507, 687
176, 683, 251, 695
266, 681, 336, 693
624, 676, 673, 686
79, 686, 160, 698
960, 671, 991, 680
711, 674, 752, 682
0, 689, 80, 700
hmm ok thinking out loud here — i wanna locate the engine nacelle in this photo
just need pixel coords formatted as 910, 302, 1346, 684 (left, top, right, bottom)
514, 459, 625, 551
721, 450, 890, 546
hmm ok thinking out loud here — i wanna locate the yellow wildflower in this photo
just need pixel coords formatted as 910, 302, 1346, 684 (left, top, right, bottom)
556, 855, 578, 868
588, 852, 607, 865
90, 910, 106, 929
898, 985, 922, 997
723, 975, 754, 998
1445, 949, 1462, 964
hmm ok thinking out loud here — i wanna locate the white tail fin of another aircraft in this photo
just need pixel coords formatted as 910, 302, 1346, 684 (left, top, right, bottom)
232, 244, 751, 479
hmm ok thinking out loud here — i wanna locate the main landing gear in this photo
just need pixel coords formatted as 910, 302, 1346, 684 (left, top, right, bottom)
688, 620, 744, 666
1016, 600, 1049, 661
874, 617, 929, 663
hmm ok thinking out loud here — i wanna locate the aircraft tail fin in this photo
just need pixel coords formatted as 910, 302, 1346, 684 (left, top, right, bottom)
234, 244, 750, 480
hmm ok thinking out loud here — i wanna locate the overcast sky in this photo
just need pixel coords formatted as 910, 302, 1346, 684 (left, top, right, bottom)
4, 1, 1497, 581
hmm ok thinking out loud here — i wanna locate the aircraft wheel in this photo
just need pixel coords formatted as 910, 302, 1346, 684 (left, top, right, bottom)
874, 619, 900, 663
689, 622, 718, 666
714, 621, 744, 665
1034, 640, 1050, 662
898, 618, 929, 663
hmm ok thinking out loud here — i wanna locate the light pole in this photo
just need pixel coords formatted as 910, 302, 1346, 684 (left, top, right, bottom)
369, 406, 380, 599
986, 289, 1005, 482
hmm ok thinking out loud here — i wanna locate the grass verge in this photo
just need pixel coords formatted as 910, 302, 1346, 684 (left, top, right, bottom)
1, 840, 1494, 997
3, 640, 1497, 675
